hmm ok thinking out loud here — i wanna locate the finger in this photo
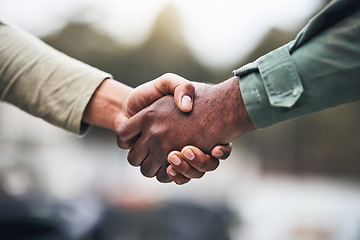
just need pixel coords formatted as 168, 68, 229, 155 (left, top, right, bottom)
156, 166, 172, 183
181, 146, 220, 172
155, 73, 195, 112
127, 137, 150, 167
116, 112, 145, 149
139, 154, 159, 178
168, 151, 205, 178
126, 73, 195, 116
140, 150, 166, 178
211, 143, 232, 160
167, 165, 191, 185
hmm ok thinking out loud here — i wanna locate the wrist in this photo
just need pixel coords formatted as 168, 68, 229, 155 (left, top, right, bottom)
82, 78, 133, 131
227, 76, 256, 134
210, 76, 255, 141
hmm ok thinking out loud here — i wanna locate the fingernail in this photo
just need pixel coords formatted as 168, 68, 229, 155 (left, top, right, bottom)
170, 155, 181, 166
184, 149, 195, 160
214, 149, 224, 158
181, 95, 192, 110
168, 169, 177, 177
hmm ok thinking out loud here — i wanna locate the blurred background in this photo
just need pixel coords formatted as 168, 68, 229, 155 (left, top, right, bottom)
1, 0, 360, 239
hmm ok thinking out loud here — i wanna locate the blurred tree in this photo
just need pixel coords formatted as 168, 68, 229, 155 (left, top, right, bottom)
44, 4, 227, 88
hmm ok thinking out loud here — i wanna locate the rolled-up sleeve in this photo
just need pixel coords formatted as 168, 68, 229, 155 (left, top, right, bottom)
234, 0, 360, 129
0, 22, 112, 135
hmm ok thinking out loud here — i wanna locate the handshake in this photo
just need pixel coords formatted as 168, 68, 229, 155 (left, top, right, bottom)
83, 73, 255, 184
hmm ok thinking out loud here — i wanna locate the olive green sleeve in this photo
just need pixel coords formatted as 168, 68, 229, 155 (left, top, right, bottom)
0, 22, 112, 135
233, 0, 360, 129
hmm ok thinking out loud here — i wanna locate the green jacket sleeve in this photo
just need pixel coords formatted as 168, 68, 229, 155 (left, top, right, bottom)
233, 0, 360, 129
0, 22, 112, 135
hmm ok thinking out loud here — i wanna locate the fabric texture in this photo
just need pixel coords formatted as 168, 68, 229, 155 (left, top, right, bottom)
234, 0, 360, 128
0, 22, 112, 135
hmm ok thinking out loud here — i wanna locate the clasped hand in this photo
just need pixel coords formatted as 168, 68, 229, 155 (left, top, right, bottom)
116, 74, 245, 184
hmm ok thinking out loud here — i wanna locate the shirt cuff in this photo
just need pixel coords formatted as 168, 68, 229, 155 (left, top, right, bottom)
233, 45, 304, 129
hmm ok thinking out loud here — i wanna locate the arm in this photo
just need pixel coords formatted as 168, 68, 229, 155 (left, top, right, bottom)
235, 0, 360, 129
167, 0, 360, 183
0, 22, 109, 134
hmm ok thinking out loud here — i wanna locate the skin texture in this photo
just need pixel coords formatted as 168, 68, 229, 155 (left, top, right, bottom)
116, 76, 255, 183
82, 74, 233, 183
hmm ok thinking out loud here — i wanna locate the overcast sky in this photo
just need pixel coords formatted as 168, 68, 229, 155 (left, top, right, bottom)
0, 0, 324, 68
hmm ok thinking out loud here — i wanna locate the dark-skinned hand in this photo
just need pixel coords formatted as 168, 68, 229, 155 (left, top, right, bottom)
116, 76, 255, 183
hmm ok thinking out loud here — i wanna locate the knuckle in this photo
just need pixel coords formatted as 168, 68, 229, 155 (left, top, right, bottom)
202, 159, 220, 172
127, 152, 141, 166
184, 82, 195, 92
175, 178, 190, 185
140, 165, 157, 178
192, 171, 205, 179
116, 137, 129, 149
197, 160, 213, 172
180, 168, 190, 177
182, 166, 194, 177
157, 174, 172, 183
161, 73, 175, 79
180, 166, 203, 179
150, 128, 167, 142
193, 157, 207, 171
156, 166, 171, 183
143, 107, 157, 120
115, 125, 127, 138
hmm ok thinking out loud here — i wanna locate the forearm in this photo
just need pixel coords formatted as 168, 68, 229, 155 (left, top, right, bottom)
0, 22, 111, 134
82, 78, 133, 131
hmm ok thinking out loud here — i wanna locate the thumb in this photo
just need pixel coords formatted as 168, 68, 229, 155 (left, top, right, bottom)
126, 73, 195, 117
156, 73, 195, 113
173, 83, 195, 112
